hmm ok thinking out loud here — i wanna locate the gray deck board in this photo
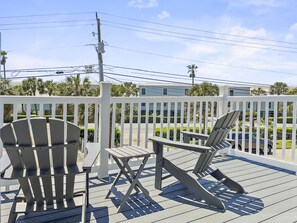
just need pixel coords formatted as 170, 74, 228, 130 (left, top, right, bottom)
1, 155, 297, 223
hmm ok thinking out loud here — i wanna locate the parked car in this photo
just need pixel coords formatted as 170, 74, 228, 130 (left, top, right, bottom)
229, 132, 273, 155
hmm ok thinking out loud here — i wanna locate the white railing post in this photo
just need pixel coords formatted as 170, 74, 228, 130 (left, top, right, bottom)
218, 86, 230, 156
98, 82, 111, 179
218, 86, 229, 117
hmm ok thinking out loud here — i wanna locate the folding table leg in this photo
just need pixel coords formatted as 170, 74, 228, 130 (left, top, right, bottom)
117, 156, 150, 213
105, 170, 123, 199
123, 157, 154, 203
113, 157, 141, 193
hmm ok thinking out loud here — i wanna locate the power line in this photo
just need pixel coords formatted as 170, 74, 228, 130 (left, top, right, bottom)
2, 18, 294, 52
104, 64, 270, 87
104, 71, 269, 87
107, 45, 297, 76
5, 63, 271, 87
101, 20, 297, 52
0, 23, 95, 31
0, 12, 93, 19
0, 19, 95, 26
98, 11, 297, 46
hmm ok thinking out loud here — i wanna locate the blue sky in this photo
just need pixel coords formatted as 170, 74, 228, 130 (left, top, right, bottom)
1, 0, 297, 87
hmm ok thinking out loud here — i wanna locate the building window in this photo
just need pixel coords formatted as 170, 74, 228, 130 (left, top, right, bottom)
185, 89, 189, 96
230, 89, 234, 96
163, 88, 168, 95
141, 88, 146, 96
269, 102, 272, 109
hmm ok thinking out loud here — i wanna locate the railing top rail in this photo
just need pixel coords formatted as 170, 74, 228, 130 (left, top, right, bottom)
0, 96, 101, 104
228, 95, 297, 102
111, 96, 223, 103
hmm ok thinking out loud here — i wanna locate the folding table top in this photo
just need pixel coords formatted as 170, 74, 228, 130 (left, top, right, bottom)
105, 146, 154, 159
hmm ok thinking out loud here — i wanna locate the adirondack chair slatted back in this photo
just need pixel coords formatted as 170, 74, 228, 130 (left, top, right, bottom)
193, 110, 240, 174
0, 118, 80, 206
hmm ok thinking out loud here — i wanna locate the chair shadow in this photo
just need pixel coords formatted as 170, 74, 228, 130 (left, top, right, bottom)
1, 190, 109, 223
159, 179, 264, 216
109, 193, 164, 220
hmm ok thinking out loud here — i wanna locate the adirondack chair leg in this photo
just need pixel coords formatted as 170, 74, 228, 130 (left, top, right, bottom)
210, 169, 245, 193
153, 141, 163, 190
81, 192, 86, 223
163, 159, 225, 210
8, 201, 18, 223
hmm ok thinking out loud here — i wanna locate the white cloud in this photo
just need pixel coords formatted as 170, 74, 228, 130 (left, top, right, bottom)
228, 0, 280, 7
285, 33, 294, 41
158, 10, 170, 19
244, 0, 279, 7
227, 26, 267, 38
172, 24, 297, 84
289, 23, 297, 32
128, 0, 158, 9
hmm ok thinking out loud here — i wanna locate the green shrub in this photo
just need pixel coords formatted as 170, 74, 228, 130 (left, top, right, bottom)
268, 117, 295, 124
155, 126, 211, 141
80, 127, 120, 146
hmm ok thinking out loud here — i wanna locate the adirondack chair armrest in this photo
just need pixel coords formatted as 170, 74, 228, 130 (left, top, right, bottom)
149, 136, 212, 154
181, 131, 209, 141
226, 138, 235, 144
0, 153, 11, 176
83, 143, 100, 172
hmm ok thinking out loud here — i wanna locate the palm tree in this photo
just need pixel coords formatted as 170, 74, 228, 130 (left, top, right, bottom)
1, 50, 8, 82
251, 87, 267, 95
22, 77, 37, 96
270, 82, 288, 95
288, 88, 297, 95
43, 80, 56, 96
37, 78, 46, 95
22, 77, 38, 114
188, 82, 219, 96
187, 64, 198, 86
0, 80, 11, 95
188, 82, 219, 132
122, 82, 139, 97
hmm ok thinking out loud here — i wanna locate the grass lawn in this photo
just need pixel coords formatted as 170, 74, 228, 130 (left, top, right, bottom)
276, 140, 296, 149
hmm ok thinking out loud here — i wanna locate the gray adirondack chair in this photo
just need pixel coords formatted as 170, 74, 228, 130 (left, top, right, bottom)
150, 110, 245, 211
0, 118, 100, 222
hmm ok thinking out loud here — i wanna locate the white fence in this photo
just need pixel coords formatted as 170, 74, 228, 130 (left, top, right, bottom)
1, 82, 297, 191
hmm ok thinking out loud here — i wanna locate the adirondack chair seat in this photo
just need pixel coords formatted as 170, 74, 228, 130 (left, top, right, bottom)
0, 118, 100, 223
150, 110, 245, 211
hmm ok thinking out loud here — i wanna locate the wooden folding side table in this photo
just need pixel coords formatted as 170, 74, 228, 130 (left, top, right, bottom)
105, 146, 155, 212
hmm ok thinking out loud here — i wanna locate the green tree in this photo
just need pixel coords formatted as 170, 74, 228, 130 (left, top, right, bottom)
22, 77, 37, 96
56, 74, 91, 96
1, 50, 8, 82
251, 87, 267, 95
187, 64, 198, 86
43, 80, 56, 96
288, 87, 297, 95
37, 78, 46, 95
188, 82, 219, 96
270, 82, 288, 95
187, 82, 219, 130
0, 80, 11, 95
111, 82, 139, 97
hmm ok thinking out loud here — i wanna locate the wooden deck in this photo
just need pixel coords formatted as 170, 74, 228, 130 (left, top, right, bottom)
1, 155, 297, 223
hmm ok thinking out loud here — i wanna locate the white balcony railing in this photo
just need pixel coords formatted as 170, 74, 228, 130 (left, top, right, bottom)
1, 82, 297, 191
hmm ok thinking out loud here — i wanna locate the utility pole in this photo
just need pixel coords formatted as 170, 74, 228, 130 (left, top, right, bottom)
96, 12, 104, 82
0, 32, 2, 82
